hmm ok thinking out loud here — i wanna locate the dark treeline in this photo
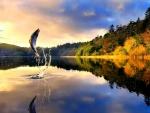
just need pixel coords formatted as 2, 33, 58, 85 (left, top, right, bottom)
50, 42, 86, 56
0, 57, 80, 70
0, 42, 86, 56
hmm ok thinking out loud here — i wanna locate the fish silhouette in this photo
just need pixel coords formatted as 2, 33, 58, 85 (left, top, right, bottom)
28, 95, 37, 113
29, 29, 40, 57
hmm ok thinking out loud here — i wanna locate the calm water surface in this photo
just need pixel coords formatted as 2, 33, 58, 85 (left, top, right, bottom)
0, 57, 150, 113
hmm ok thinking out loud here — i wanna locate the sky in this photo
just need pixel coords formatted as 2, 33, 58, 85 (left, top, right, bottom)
0, 0, 150, 47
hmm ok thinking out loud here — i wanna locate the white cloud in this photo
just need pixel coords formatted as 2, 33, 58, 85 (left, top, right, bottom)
83, 11, 96, 16
107, 18, 114, 21
81, 96, 95, 103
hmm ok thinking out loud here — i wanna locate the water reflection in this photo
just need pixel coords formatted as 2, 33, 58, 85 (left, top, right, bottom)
0, 57, 150, 112
28, 95, 37, 113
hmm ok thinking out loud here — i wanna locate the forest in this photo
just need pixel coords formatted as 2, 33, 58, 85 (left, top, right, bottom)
75, 7, 150, 57
1, 7, 150, 57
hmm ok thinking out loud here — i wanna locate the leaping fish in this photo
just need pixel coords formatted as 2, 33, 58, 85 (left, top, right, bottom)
28, 95, 37, 113
29, 28, 40, 57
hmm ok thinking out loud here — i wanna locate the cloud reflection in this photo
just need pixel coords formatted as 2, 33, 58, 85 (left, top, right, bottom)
0, 66, 149, 113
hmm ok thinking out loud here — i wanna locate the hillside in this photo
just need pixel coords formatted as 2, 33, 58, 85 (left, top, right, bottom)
74, 7, 150, 56
50, 42, 86, 56
0, 43, 50, 56
0, 43, 31, 56
50, 7, 150, 57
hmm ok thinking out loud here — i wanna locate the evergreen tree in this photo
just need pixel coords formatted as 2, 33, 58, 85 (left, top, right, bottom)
136, 17, 140, 23
109, 24, 115, 33
145, 7, 150, 20
136, 17, 141, 34
141, 7, 150, 32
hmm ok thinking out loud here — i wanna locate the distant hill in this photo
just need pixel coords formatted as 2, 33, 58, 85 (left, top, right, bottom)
50, 42, 86, 56
0, 43, 49, 56
0, 43, 32, 56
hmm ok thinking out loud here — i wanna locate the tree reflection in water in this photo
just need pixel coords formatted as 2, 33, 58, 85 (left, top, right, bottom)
1, 57, 150, 106
74, 58, 150, 107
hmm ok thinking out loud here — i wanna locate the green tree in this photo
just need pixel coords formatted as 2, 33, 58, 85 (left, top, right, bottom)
141, 7, 150, 32
109, 24, 115, 33
137, 17, 140, 23
145, 7, 150, 20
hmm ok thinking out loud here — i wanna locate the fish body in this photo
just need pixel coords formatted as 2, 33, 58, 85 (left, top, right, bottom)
28, 95, 37, 113
29, 28, 40, 57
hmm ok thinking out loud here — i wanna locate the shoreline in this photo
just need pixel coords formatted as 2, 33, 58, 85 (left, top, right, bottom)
61, 55, 150, 59
1, 55, 150, 59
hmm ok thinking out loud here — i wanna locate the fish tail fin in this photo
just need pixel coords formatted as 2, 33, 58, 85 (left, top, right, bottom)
35, 52, 40, 57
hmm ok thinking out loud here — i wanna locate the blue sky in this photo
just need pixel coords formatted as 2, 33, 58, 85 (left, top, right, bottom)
0, 0, 150, 47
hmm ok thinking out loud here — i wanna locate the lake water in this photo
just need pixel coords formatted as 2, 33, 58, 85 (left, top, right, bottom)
0, 57, 150, 113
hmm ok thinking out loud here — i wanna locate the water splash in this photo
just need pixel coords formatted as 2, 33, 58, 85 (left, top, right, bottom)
29, 48, 51, 79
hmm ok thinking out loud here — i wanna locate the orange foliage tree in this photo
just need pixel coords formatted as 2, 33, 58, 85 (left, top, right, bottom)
113, 46, 127, 55
123, 63, 136, 77
130, 44, 146, 56
129, 58, 146, 70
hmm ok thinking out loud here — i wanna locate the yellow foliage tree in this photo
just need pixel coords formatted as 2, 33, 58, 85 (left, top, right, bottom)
113, 59, 127, 68
123, 63, 136, 77
113, 46, 127, 55
124, 37, 136, 54
129, 59, 146, 70
130, 44, 146, 56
